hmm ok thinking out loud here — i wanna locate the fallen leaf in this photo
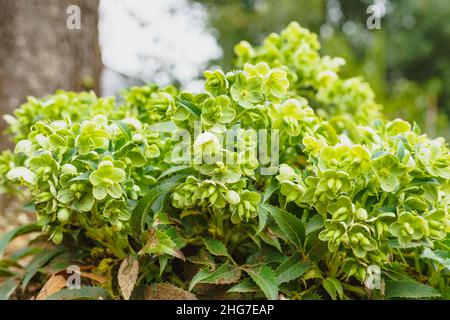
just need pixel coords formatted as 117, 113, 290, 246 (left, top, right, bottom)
80, 272, 107, 284
118, 257, 139, 300
36, 274, 67, 300
145, 283, 197, 300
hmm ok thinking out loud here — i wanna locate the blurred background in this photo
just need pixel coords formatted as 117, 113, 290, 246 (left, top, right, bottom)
1, 0, 450, 139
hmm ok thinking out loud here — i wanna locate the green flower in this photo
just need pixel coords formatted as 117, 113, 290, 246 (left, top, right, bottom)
230, 191, 261, 223
75, 115, 110, 154
201, 95, 236, 127
204, 70, 228, 96
89, 156, 126, 200
172, 176, 198, 209
318, 145, 371, 178
262, 69, 289, 99
269, 98, 316, 136
328, 196, 368, 224
373, 154, 404, 192
103, 199, 131, 231
57, 164, 94, 212
29, 151, 59, 181
279, 180, 304, 204
276, 164, 300, 182
417, 138, 450, 179
346, 225, 378, 259
389, 211, 429, 246
316, 170, 352, 200
230, 73, 264, 109
197, 159, 242, 184
424, 209, 448, 240
318, 221, 347, 252
194, 131, 222, 157
195, 179, 229, 209
6, 166, 36, 185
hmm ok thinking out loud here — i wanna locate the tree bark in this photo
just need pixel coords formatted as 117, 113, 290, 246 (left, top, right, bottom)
0, 0, 101, 148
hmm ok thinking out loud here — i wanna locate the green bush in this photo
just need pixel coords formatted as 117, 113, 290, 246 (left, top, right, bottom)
0, 22, 448, 300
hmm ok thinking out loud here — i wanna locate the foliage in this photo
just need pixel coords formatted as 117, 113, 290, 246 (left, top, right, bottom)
0, 22, 449, 300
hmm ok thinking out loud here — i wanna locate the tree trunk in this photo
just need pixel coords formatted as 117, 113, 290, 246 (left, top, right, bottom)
0, 0, 101, 149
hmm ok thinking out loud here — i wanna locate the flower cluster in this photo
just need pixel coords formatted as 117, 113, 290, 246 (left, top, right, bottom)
6, 114, 162, 255
234, 22, 381, 124
277, 118, 450, 279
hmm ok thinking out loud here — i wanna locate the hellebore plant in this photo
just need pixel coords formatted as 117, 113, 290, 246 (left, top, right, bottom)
0, 22, 449, 301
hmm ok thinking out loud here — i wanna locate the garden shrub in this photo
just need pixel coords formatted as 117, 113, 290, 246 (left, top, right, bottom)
0, 22, 449, 300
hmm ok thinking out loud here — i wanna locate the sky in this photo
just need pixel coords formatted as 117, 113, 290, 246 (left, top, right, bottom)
99, 0, 222, 95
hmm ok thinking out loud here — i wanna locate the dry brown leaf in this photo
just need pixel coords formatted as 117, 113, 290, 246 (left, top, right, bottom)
80, 272, 107, 284
36, 274, 67, 300
118, 257, 139, 300
145, 283, 197, 300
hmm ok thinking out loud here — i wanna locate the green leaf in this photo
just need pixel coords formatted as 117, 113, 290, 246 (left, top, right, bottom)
263, 179, 279, 203
0, 223, 41, 258
257, 204, 268, 234
202, 238, 230, 257
259, 230, 282, 252
116, 121, 132, 141
159, 256, 169, 277
305, 214, 324, 236
22, 249, 63, 290
260, 204, 305, 249
421, 248, 450, 270
385, 280, 441, 299
157, 165, 192, 180
189, 263, 241, 291
0, 278, 18, 300
176, 96, 201, 117
275, 253, 310, 284
227, 278, 259, 293
139, 230, 185, 261
130, 173, 188, 239
322, 277, 344, 300
244, 265, 278, 300
46, 286, 111, 300
189, 269, 211, 292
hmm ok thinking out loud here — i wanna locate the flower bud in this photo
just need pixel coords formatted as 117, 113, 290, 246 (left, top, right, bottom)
57, 208, 70, 222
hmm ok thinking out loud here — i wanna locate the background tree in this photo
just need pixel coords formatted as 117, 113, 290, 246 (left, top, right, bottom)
0, 0, 101, 149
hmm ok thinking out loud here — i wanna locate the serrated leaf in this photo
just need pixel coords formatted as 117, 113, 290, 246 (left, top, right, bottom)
189, 269, 211, 292
202, 238, 230, 257
259, 231, 282, 252
305, 214, 324, 236
263, 179, 279, 203
227, 278, 259, 293
244, 266, 278, 300
421, 248, 450, 270
275, 253, 310, 284
257, 204, 268, 234
0, 223, 41, 258
189, 263, 241, 291
130, 173, 188, 239
45, 286, 111, 300
159, 256, 169, 276
322, 277, 344, 300
260, 204, 305, 249
139, 230, 185, 261
385, 280, 441, 299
